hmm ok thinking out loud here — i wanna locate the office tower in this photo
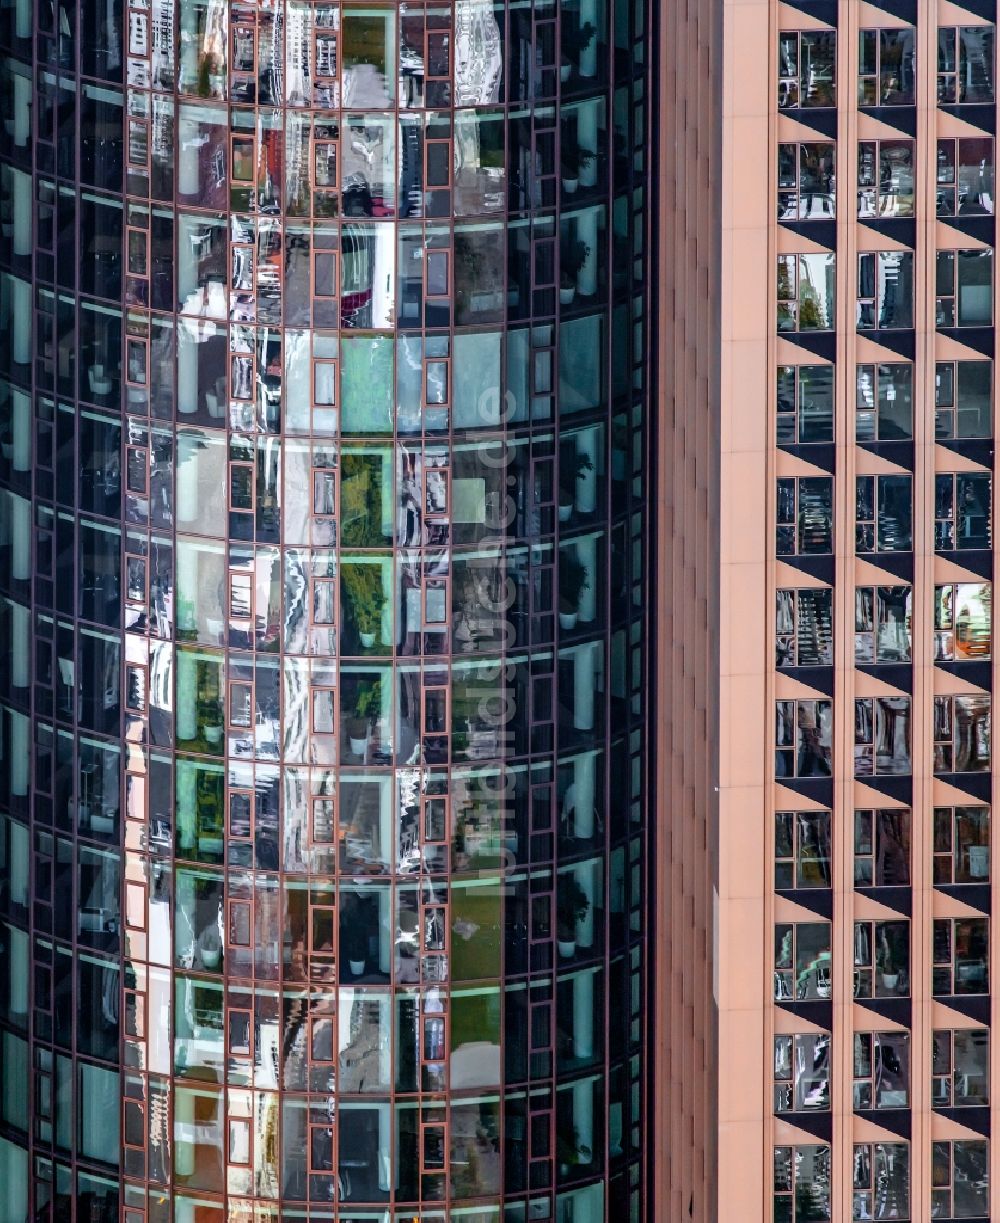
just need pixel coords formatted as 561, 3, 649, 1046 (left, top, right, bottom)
715, 1, 1000, 1220
0, 0, 654, 1220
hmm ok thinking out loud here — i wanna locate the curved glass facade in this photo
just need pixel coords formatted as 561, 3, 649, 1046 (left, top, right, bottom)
0, 0, 650, 1219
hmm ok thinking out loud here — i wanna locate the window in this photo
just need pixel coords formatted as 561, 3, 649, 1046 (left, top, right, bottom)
934, 918, 990, 996
775, 923, 831, 1002
854, 809, 911, 887
776, 588, 833, 667
777, 254, 836, 331
855, 363, 912, 441
934, 807, 991, 883
779, 31, 837, 108
774, 1146, 832, 1223
934, 583, 992, 660
774, 1033, 831, 1112
859, 28, 916, 105
855, 586, 912, 664
854, 697, 911, 776
935, 360, 992, 439
936, 473, 992, 551
777, 365, 834, 445
853, 1034, 910, 1109
855, 475, 912, 553
934, 695, 991, 773
857, 251, 914, 330
854, 920, 910, 998
776, 477, 834, 555
938, 26, 996, 104
933, 1029, 990, 1108
937, 138, 995, 217
936, 249, 994, 327
853, 1144, 909, 1220
858, 140, 914, 218
775, 700, 832, 778
775, 810, 832, 889
932, 1140, 990, 1218
778, 142, 836, 219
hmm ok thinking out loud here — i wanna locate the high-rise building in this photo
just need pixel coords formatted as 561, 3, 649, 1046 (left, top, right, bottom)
715, 1, 1000, 1220
0, 1, 656, 1221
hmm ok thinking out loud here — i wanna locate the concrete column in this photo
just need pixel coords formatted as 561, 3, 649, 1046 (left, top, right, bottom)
175, 540, 199, 633
378, 886, 392, 974
12, 387, 31, 471
575, 860, 596, 949
380, 559, 393, 646
576, 535, 597, 623
379, 779, 393, 870
11, 494, 30, 580
9, 818, 28, 905
575, 426, 599, 513
379, 667, 393, 750
175, 867, 195, 964
609, 1101, 623, 1156
579, 0, 598, 77
572, 1076, 594, 1159
9, 925, 28, 1017
377, 1101, 392, 1191
577, 208, 599, 297
380, 451, 394, 538
13, 169, 31, 257
175, 434, 200, 526
573, 968, 594, 1059
577, 99, 600, 187
378, 996, 392, 1088
15, 0, 31, 40
176, 650, 198, 742
573, 751, 595, 839
178, 116, 200, 197
13, 72, 30, 146
573, 642, 595, 730
11, 601, 29, 687
12, 277, 30, 364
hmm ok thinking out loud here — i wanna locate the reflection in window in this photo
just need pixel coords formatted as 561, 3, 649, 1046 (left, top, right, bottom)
859, 28, 916, 105
854, 809, 911, 887
775, 700, 833, 778
934, 695, 991, 773
855, 586, 912, 664
774, 1033, 830, 1112
938, 27, 996, 104
775, 810, 832, 889
778, 31, 837, 108
854, 920, 910, 998
853, 1143, 909, 1220
773, 1145, 832, 1223
778, 142, 836, 220
855, 475, 912, 553
855, 363, 912, 441
777, 365, 834, 445
776, 477, 834, 556
857, 251, 914, 330
777, 254, 836, 331
931, 1139, 990, 1218
858, 140, 914, 218
937, 138, 995, 217
934, 918, 990, 997
933, 1029, 990, 1109
936, 249, 994, 328
935, 359, 993, 439
776, 588, 833, 668
936, 473, 992, 551
774, 923, 831, 1001
853, 1034, 910, 1110
854, 697, 911, 776
934, 806, 991, 883
935, 583, 992, 660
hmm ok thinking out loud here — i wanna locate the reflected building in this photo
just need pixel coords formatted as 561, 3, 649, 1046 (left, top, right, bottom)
0, 0, 653, 1220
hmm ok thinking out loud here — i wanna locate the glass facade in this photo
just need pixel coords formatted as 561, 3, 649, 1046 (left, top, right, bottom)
0, 0, 650, 1220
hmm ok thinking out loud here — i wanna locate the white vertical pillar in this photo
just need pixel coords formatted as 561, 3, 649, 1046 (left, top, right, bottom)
13, 72, 30, 146
377, 1100, 392, 1191
175, 435, 201, 525
12, 387, 31, 471
174, 1199, 196, 1223
175, 540, 199, 633
380, 559, 393, 646
13, 169, 31, 257
379, 666, 393, 749
15, 0, 31, 40
576, 535, 597, 622
175, 867, 194, 964
11, 494, 30, 580
378, 886, 392, 974
577, 209, 599, 297
378, 996, 392, 1088
609, 1101, 623, 1156
379, 778, 393, 870
572, 969, 594, 1059
10, 710, 29, 796
9, 818, 28, 905
579, 0, 598, 77
12, 277, 30, 364
573, 642, 595, 730
177, 334, 199, 416
573, 752, 595, 839
577, 99, 600, 187
575, 861, 595, 949
380, 451, 394, 537
178, 116, 200, 197
174, 1088, 196, 1176
11, 601, 29, 687
176, 650, 198, 742
572, 1077, 594, 1161
9, 926, 28, 1017
575, 426, 599, 513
